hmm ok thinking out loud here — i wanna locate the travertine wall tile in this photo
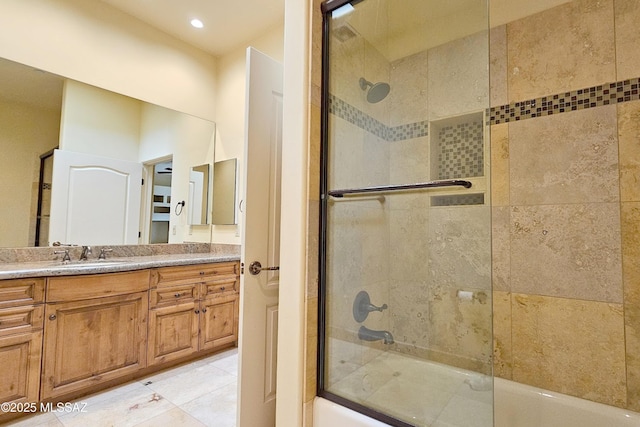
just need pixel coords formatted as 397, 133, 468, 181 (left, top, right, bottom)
511, 293, 627, 408
389, 280, 430, 351
329, 32, 366, 112
305, 297, 319, 402
428, 285, 492, 371
327, 116, 364, 190
490, 123, 509, 207
509, 106, 619, 206
622, 202, 640, 411
493, 291, 512, 379
389, 51, 428, 127
308, 104, 321, 201
614, 0, 640, 81
427, 206, 492, 292
507, 0, 616, 101
307, 201, 319, 299
428, 31, 489, 120
492, 206, 510, 292
426, 206, 492, 370
617, 101, 640, 202
510, 203, 622, 303
388, 136, 430, 203
362, 40, 390, 125
310, 0, 323, 90
490, 25, 508, 107
389, 208, 428, 283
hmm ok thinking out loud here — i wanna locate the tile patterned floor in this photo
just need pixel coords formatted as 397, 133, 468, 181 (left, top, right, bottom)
6, 348, 238, 427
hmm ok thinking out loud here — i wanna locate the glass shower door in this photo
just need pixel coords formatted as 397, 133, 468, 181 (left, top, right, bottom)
319, 1, 492, 426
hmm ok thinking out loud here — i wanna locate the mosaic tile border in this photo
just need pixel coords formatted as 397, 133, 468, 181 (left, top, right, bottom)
329, 94, 428, 142
330, 76, 640, 137
328, 95, 389, 140
489, 77, 640, 125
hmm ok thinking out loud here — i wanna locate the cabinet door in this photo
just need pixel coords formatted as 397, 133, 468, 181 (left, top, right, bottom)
41, 292, 148, 400
148, 302, 199, 366
199, 294, 239, 352
0, 331, 42, 404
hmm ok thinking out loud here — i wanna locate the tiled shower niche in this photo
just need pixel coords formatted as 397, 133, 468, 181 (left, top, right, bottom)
431, 112, 484, 180
429, 112, 487, 207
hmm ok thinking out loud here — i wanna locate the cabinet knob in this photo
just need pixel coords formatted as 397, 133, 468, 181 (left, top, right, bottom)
195, 309, 200, 314
202, 308, 207, 313
49, 314, 57, 321
175, 293, 181, 298
220, 286, 225, 291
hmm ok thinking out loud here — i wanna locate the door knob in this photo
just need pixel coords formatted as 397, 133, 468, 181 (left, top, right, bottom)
248, 261, 279, 275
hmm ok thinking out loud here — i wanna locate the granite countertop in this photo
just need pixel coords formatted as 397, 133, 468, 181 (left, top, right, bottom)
0, 253, 241, 280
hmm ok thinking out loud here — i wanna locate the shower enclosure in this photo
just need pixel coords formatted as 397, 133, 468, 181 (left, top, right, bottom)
319, 0, 491, 426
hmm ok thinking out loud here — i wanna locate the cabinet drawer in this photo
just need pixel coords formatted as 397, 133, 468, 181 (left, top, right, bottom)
0, 278, 44, 308
0, 305, 44, 337
201, 276, 238, 298
149, 283, 198, 308
47, 270, 150, 302
153, 262, 239, 287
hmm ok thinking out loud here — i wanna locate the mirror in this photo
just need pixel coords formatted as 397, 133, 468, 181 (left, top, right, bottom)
0, 56, 216, 248
188, 164, 211, 226
212, 158, 238, 225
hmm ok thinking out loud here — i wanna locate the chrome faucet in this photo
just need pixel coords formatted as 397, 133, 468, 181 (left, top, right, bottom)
358, 325, 394, 345
98, 248, 113, 260
54, 249, 71, 263
80, 245, 92, 261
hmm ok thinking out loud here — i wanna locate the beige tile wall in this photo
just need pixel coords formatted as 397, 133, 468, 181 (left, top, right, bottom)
491, 0, 640, 411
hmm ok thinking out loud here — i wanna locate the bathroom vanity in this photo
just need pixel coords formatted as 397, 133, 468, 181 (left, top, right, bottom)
0, 255, 239, 421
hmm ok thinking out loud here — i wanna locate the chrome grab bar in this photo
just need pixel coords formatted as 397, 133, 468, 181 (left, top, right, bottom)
327, 179, 472, 198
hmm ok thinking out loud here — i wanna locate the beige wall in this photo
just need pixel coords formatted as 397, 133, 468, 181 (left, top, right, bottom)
0, 0, 217, 121
212, 24, 284, 245
60, 80, 142, 162
0, 100, 60, 247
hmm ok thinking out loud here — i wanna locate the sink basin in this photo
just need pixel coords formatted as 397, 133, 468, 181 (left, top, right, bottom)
55, 261, 126, 269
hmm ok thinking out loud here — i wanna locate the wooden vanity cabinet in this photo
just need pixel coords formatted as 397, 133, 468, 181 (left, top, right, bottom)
148, 262, 239, 366
0, 278, 45, 406
41, 270, 149, 400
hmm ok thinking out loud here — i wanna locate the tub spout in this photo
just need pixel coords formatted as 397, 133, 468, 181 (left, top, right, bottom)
358, 326, 394, 345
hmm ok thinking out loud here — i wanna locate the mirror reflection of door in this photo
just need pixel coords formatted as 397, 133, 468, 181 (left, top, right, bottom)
150, 160, 172, 244
34, 149, 55, 246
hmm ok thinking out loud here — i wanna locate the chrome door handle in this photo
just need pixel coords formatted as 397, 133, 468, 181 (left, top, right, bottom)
248, 261, 279, 275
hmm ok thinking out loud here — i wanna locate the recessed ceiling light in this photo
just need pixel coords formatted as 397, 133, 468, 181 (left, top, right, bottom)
190, 18, 204, 29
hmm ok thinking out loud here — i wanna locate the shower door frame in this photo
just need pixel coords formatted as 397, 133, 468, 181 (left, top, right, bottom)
316, 1, 416, 426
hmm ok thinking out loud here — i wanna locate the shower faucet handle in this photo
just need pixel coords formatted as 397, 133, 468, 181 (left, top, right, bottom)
367, 302, 388, 312
353, 291, 388, 323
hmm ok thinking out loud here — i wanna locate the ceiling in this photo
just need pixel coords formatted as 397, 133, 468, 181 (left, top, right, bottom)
98, 0, 285, 57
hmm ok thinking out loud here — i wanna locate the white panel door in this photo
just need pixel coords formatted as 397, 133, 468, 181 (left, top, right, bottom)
238, 47, 283, 427
49, 149, 142, 246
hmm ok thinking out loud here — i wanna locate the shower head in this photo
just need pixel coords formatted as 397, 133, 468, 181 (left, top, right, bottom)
359, 77, 390, 103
